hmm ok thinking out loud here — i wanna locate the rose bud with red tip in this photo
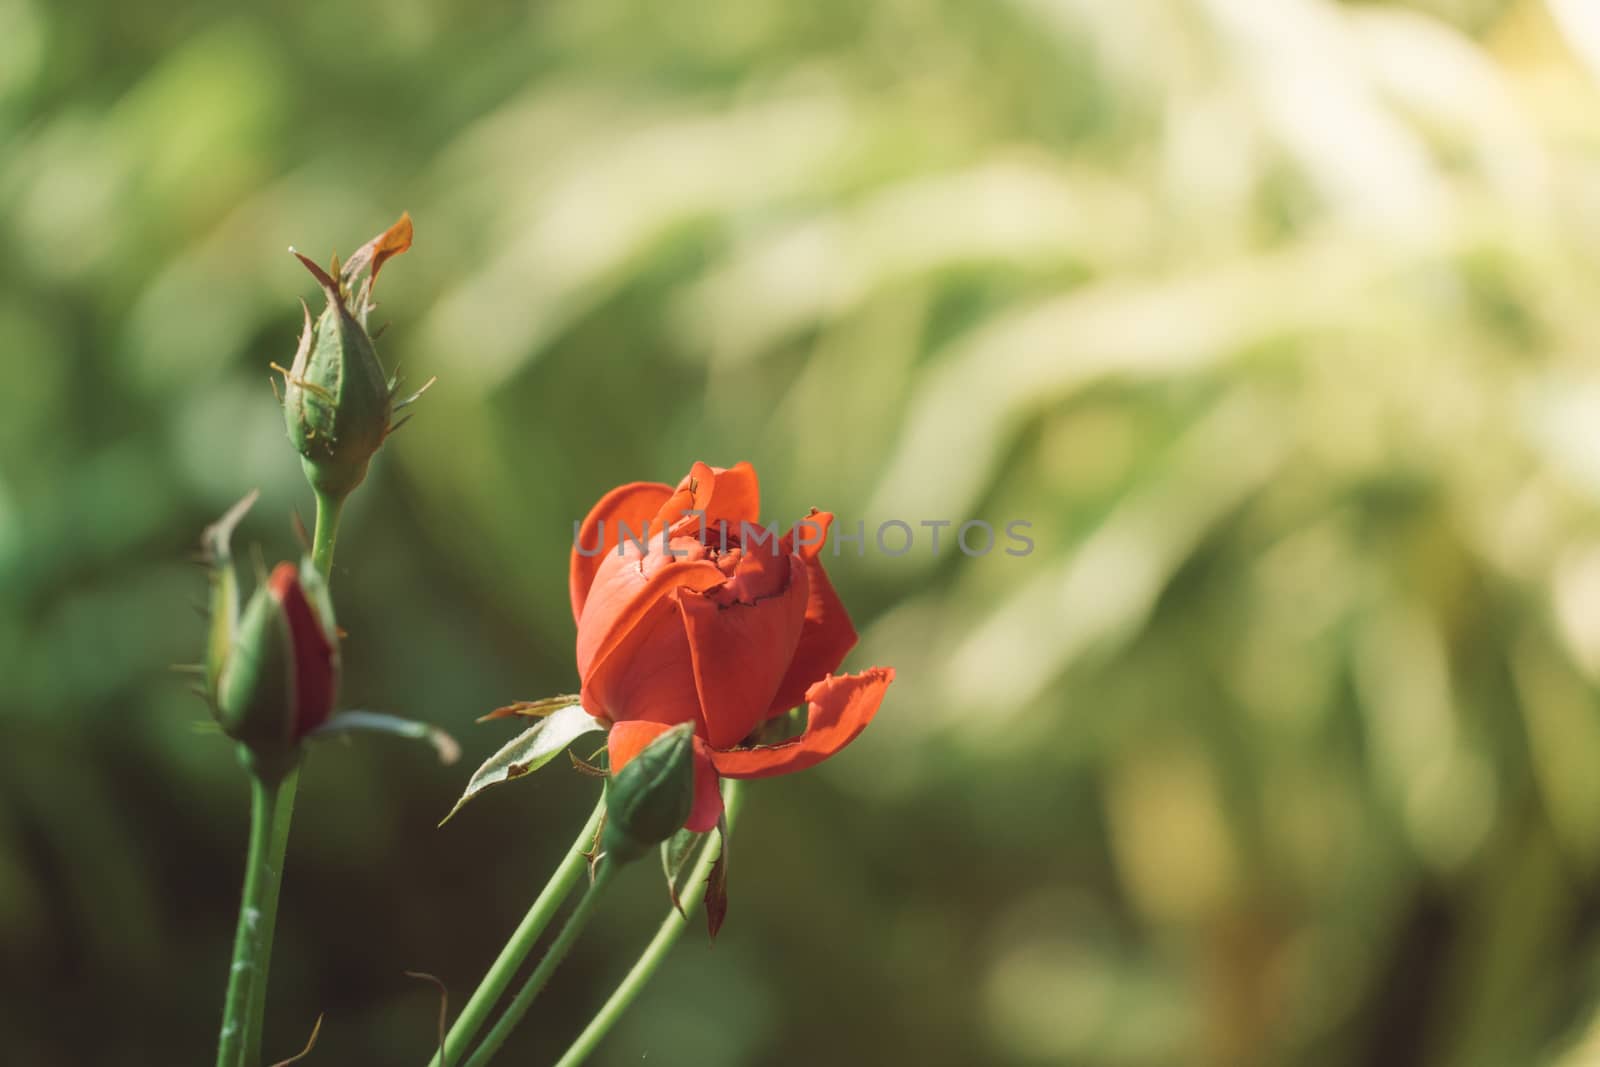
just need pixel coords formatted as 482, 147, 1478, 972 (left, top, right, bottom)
215, 560, 339, 782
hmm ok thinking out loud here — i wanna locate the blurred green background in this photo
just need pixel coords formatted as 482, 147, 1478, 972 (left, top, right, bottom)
11, 0, 1600, 1063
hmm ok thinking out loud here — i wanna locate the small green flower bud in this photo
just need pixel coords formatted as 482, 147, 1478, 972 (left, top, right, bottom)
279, 214, 421, 501
602, 722, 697, 864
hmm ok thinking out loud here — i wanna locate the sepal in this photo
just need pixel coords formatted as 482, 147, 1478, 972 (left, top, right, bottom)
200, 490, 259, 698
657, 810, 731, 939
705, 812, 730, 941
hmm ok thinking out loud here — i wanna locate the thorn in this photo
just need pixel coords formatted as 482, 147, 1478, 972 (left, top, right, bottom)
568, 749, 606, 777
291, 509, 310, 552
393, 375, 437, 410
169, 663, 206, 675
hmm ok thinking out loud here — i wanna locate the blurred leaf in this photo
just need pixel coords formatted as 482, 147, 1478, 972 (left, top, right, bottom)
309, 710, 461, 766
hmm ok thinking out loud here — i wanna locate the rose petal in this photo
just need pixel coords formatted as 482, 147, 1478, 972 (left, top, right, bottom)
710, 668, 893, 779
655, 461, 761, 540
700, 462, 760, 531
766, 513, 858, 716
781, 508, 832, 562
569, 481, 674, 623
582, 597, 702, 728
608, 722, 723, 832
577, 544, 723, 726
269, 563, 337, 739
679, 552, 809, 749
341, 212, 414, 290
606, 719, 671, 767
577, 539, 714, 678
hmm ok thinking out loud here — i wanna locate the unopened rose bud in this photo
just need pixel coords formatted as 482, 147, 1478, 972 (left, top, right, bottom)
279, 214, 427, 502
601, 722, 697, 863
216, 560, 340, 781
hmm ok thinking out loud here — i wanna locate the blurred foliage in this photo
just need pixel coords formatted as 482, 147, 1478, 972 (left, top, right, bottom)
9, 0, 1600, 1063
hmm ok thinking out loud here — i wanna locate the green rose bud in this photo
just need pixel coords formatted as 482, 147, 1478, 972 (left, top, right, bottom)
602, 722, 697, 864
215, 559, 340, 783
277, 214, 430, 502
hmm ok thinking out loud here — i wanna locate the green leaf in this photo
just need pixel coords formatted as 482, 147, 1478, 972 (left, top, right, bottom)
439, 703, 604, 826
309, 710, 461, 765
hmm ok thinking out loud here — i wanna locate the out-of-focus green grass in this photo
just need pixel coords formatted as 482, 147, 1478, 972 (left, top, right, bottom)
9, 0, 1600, 1063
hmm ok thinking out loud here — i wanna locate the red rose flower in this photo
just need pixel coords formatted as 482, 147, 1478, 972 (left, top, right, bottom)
570, 461, 893, 832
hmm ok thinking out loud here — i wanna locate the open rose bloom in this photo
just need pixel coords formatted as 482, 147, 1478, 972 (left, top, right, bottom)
571, 461, 893, 833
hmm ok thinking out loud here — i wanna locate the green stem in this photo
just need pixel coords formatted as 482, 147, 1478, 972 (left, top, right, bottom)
429, 797, 605, 1067
310, 492, 344, 580
461, 862, 618, 1067
216, 767, 301, 1067
552, 779, 744, 1067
